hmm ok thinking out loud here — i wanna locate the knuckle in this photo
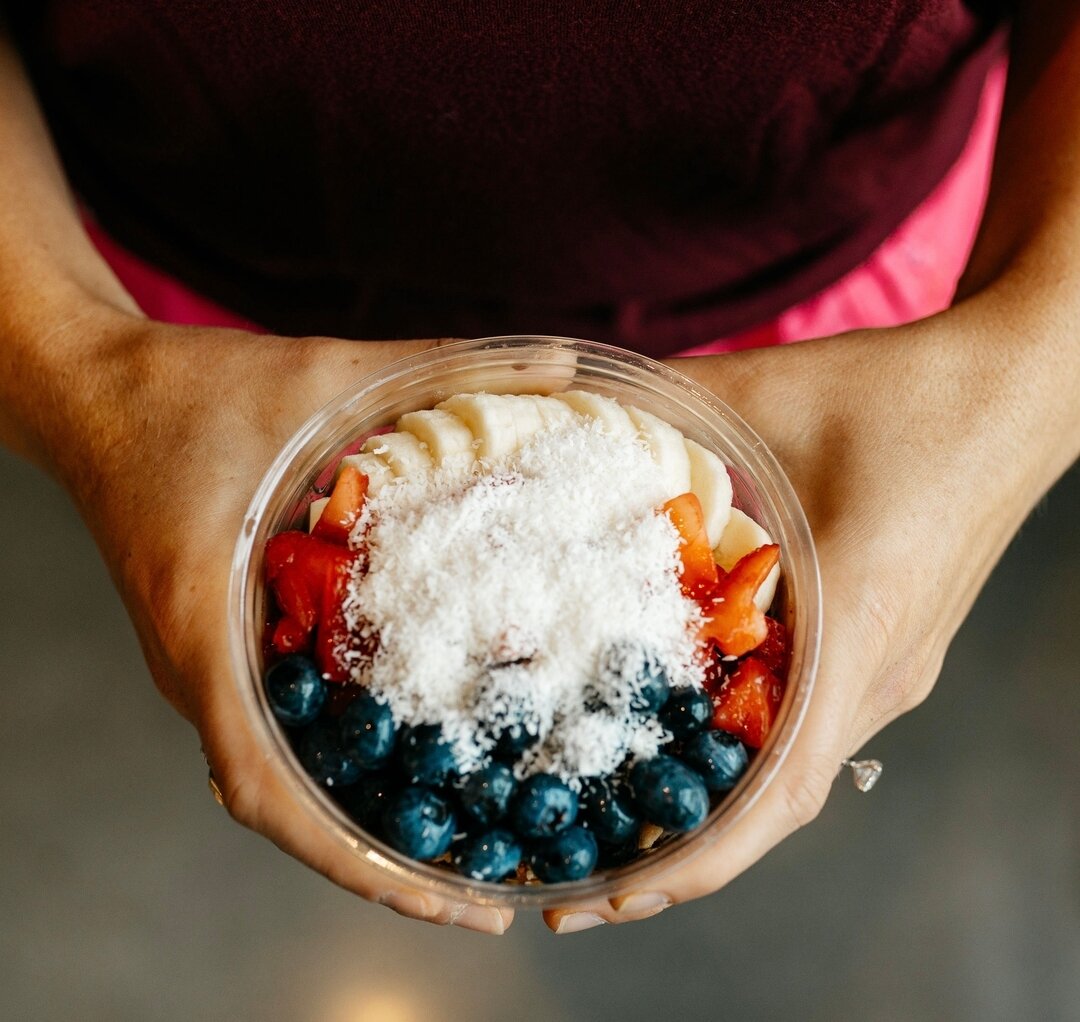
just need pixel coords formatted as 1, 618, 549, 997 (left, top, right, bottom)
868, 645, 945, 729
898, 649, 944, 713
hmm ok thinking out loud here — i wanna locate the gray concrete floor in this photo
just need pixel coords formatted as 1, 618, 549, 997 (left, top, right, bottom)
0, 449, 1077, 1022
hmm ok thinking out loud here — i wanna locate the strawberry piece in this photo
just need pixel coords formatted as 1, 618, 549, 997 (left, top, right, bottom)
661, 492, 720, 598
312, 466, 369, 546
266, 530, 349, 587
698, 543, 779, 656
272, 615, 312, 655
266, 531, 355, 594
314, 551, 358, 682
710, 656, 783, 749
754, 616, 790, 676
264, 530, 360, 680
270, 565, 319, 632
265, 530, 309, 580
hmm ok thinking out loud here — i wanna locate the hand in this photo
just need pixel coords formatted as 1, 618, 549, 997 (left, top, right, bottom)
543, 301, 1067, 932
46, 310, 513, 934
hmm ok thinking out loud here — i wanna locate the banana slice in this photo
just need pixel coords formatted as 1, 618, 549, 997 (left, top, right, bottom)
715, 507, 781, 612
337, 451, 395, 495
362, 431, 433, 477
504, 394, 546, 447
625, 405, 692, 499
330, 396, 769, 619
436, 393, 518, 461
527, 395, 582, 429
552, 390, 636, 437
684, 439, 733, 547
307, 496, 330, 532
396, 408, 476, 471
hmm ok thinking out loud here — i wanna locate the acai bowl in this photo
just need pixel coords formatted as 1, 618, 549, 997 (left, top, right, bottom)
228, 336, 821, 910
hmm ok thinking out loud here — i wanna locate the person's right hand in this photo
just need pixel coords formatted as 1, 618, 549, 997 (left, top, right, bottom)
40, 306, 513, 934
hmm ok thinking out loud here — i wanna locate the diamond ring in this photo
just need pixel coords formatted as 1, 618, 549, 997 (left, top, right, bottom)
841, 758, 883, 792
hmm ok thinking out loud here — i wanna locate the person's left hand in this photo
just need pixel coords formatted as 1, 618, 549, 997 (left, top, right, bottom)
542, 298, 1068, 932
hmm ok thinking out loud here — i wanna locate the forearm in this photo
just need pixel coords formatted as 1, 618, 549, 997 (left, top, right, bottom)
961, 1, 1080, 299
0, 30, 141, 468
689, 6, 1079, 510
947, 1, 1080, 499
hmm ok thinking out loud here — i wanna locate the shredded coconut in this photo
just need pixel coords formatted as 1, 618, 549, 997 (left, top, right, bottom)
340, 418, 706, 782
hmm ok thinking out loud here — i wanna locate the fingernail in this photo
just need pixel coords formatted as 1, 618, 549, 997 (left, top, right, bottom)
554, 912, 606, 934
378, 891, 434, 920
610, 892, 671, 919
451, 905, 507, 935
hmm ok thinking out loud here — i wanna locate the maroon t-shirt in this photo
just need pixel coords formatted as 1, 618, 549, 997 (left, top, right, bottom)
4, 2, 1006, 354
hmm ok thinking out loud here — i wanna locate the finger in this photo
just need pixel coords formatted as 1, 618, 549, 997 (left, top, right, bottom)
292, 336, 460, 408
195, 649, 513, 935
298, 334, 583, 411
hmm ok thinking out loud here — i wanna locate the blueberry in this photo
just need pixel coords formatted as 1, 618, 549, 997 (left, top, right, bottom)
335, 770, 397, 833
578, 777, 641, 845
629, 663, 670, 715
469, 677, 540, 762
298, 720, 361, 788
658, 687, 713, 740
629, 755, 710, 832
457, 763, 517, 829
398, 724, 458, 787
511, 774, 578, 838
599, 645, 670, 715
340, 693, 397, 769
680, 730, 749, 792
264, 655, 325, 726
493, 721, 540, 762
381, 786, 457, 861
528, 826, 599, 883
452, 829, 522, 882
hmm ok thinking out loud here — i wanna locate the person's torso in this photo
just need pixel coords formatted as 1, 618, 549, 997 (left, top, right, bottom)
4, 1, 1006, 351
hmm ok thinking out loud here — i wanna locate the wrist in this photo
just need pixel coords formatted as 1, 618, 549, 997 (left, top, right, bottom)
0, 288, 144, 477
943, 284, 1080, 500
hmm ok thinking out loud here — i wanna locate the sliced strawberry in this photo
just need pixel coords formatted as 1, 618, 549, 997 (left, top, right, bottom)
314, 551, 358, 682
661, 492, 720, 598
710, 656, 783, 749
272, 615, 312, 655
265, 530, 310, 580
312, 466, 369, 546
264, 529, 360, 679
754, 616, 790, 676
698, 543, 779, 656
270, 565, 319, 632
266, 531, 356, 593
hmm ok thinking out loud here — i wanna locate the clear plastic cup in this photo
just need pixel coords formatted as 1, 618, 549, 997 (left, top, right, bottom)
229, 336, 821, 908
